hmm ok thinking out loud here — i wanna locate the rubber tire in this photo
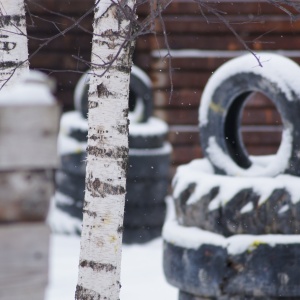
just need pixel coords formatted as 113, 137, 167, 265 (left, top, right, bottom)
164, 241, 226, 298
126, 178, 169, 206
129, 117, 168, 149
74, 66, 153, 121
200, 54, 300, 177
122, 226, 161, 244
128, 142, 172, 180
164, 236, 300, 298
123, 203, 166, 228
60, 151, 87, 176
55, 170, 85, 202
59, 111, 88, 142
53, 191, 83, 220
173, 166, 300, 236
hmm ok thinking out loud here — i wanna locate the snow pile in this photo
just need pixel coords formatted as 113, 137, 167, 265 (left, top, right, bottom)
199, 52, 300, 126
0, 71, 56, 105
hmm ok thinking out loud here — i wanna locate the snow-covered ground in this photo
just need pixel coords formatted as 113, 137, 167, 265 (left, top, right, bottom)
45, 233, 177, 300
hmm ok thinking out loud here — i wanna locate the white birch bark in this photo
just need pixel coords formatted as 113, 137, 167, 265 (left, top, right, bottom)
0, 0, 29, 90
76, 1, 136, 299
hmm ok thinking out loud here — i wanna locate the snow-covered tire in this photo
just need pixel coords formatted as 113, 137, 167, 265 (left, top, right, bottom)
129, 117, 168, 149
126, 178, 168, 206
173, 158, 300, 236
199, 53, 300, 177
74, 65, 153, 121
59, 111, 88, 142
123, 203, 166, 228
163, 204, 300, 299
122, 226, 161, 244
60, 151, 87, 176
52, 191, 83, 221
128, 143, 172, 179
55, 170, 85, 202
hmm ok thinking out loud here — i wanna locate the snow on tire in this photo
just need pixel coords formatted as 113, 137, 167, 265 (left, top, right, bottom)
163, 199, 300, 299
128, 142, 172, 179
199, 53, 300, 177
129, 117, 168, 149
172, 158, 300, 236
74, 65, 153, 121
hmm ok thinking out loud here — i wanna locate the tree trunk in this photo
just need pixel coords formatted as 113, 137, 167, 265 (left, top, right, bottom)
75, 1, 136, 299
0, 0, 29, 90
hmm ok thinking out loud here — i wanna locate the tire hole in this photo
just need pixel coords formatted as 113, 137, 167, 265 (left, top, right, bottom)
241, 92, 283, 156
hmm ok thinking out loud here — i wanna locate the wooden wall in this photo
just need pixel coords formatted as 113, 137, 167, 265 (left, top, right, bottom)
26, 0, 300, 175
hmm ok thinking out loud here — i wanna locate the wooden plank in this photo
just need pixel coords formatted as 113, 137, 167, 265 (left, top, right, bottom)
0, 223, 49, 300
147, 34, 300, 51
154, 89, 202, 108
155, 15, 300, 34
0, 170, 54, 222
0, 105, 60, 170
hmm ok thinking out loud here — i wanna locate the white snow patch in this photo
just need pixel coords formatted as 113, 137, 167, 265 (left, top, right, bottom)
200, 52, 300, 126
47, 195, 82, 235
152, 49, 300, 59
0, 71, 56, 105
129, 117, 168, 136
60, 111, 89, 135
206, 126, 292, 177
129, 142, 172, 156
278, 204, 289, 214
240, 202, 254, 214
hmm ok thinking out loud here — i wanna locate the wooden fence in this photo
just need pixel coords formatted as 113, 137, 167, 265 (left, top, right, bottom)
26, 0, 300, 176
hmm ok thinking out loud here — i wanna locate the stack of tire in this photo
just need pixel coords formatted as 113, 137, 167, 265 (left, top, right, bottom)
163, 53, 300, 299
51, 66, 171, 244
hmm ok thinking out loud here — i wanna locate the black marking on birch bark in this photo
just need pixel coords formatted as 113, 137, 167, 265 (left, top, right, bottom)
80, 260, 117, 272
0, 15, 25, 27
89, 134, 98, 141
0, 41, 16, 51
122, 108, 129, 119
87, 146, 128, 159
97, 83, 112, 98
75, 285, 102, 300
0, 61, 19, 69
82, 209, 97, 218
117, 226, 124, 233
117, 158, 128, 177
0, 35, 8, 38
88, 100, 98, 109
87, 176, 125, 198
115, 124, 128, 135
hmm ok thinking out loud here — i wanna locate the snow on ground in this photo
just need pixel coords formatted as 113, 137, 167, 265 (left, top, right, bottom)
45, 233, 177, 300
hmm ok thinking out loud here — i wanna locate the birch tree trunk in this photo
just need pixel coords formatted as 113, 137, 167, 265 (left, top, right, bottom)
75, 1, 136, 299
0, 0, 29, 90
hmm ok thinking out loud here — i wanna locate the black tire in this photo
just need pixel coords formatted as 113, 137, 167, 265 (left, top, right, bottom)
123, 203, 166, 228
53, 191, 83, 221
163, 241, 226, 298
74, 66, 153, 121
122, 226, 161, 244
173, 159, 300, 236
59, 111, 88, 142
55, 170, 85, 201
126, 177, 169, 206
60, 151, 87, 176
128, 142, 172, 179
129, 117, 168, 149
163, 221, 300, 298
199, 53, 300, 177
